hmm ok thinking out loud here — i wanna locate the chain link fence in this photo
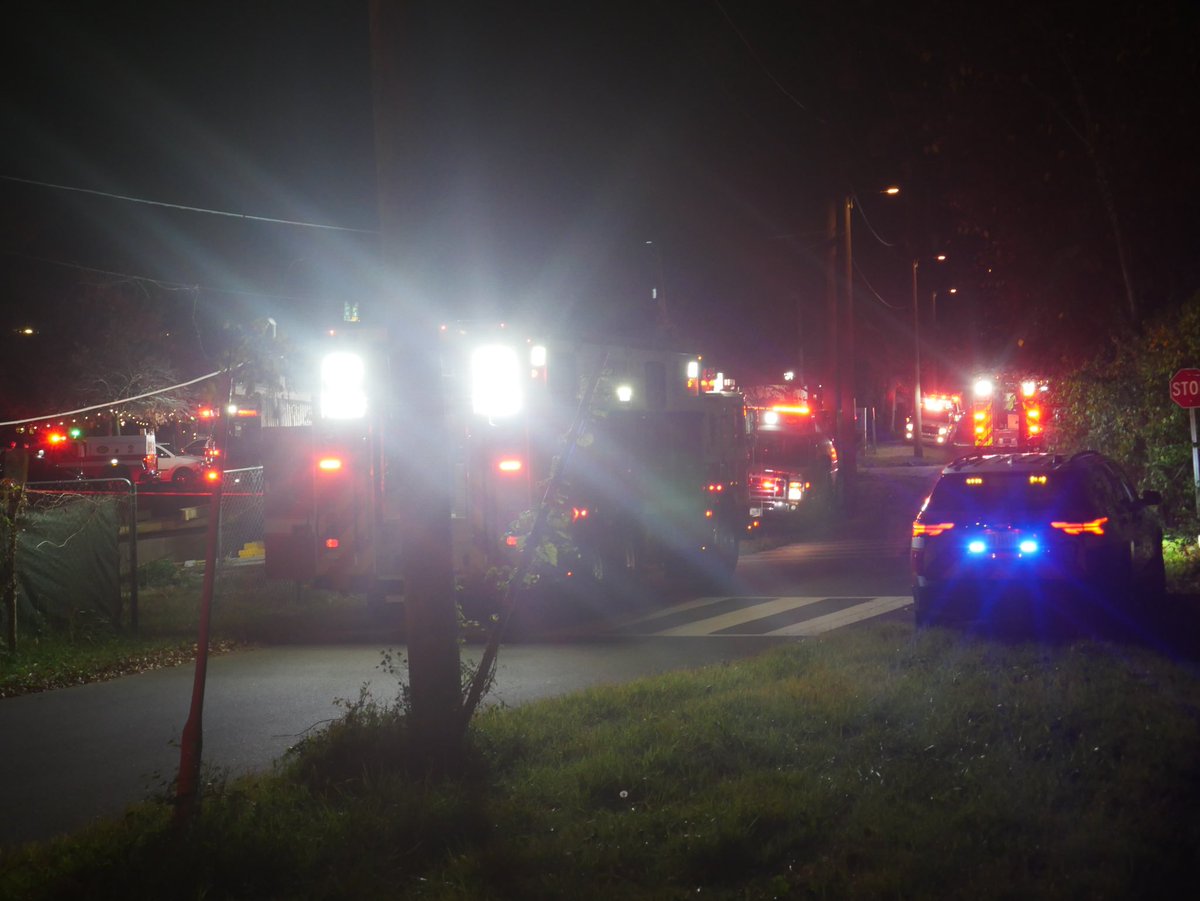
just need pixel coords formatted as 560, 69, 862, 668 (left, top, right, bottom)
217, 466, 265, 569
1, 480, 136, 651
1, 467, 270, 650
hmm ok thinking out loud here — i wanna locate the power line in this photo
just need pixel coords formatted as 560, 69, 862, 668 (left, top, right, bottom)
0, 369, 228, 428
1, 174, 377, 235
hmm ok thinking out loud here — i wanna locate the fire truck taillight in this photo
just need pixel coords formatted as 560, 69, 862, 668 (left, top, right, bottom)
571, 507, 589, 522
496, 458, 523, 473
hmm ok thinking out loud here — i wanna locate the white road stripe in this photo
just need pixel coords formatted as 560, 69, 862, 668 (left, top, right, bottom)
618, 595, 914, 637
765, 596, 912, 636
657, 595, 834, 637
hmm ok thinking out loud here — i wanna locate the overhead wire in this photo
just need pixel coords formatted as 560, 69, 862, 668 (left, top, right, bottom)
0, 369, 229, 428
1, 174, 377, 235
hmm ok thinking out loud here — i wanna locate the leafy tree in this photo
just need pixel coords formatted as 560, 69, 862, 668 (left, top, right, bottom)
1053, 296, 1200, 531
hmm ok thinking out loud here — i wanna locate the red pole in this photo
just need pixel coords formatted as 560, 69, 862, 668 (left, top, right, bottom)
174, 370, 233, 829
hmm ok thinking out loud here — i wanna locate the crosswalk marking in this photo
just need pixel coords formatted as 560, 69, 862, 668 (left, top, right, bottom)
763, 596, 911, 636
656, 596, 840, 637
615, 595, 912, 638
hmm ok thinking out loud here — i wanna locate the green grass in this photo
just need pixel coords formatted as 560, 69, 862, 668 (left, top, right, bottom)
0, 565, 378, 697
3, 623, 1199, 899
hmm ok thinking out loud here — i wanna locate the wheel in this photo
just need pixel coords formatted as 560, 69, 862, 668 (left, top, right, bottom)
172, 468, 196, 488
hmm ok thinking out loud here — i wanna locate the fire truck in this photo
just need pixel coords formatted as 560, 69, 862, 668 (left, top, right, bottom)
263, 324, 750, 600
968, 375, 1053, 450
904, 392, 965, 446
743, 395, 838, 522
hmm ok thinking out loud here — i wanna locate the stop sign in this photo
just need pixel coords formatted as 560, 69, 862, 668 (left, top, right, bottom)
1170, 368, 1200, 409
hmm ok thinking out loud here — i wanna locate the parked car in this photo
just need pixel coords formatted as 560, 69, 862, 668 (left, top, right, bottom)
911, 451, 1165, 627
155, 443, 210, 486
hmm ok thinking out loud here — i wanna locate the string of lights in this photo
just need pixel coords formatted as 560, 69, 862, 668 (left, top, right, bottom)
0, 369, 228, 428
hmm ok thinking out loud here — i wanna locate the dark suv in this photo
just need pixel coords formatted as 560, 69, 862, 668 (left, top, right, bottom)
911, 451, 1165, 626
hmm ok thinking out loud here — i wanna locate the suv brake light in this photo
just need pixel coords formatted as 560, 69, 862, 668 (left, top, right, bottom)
1050, 517, 1107, 536
913, 521, 955, 537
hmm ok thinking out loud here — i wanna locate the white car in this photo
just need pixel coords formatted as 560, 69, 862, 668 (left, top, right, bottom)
155, 443, 209, 486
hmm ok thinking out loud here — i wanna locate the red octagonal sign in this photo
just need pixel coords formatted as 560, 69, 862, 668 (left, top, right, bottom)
1170, 368, 1200, 409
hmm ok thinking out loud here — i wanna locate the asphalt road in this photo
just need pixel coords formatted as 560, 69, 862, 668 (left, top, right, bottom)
0, 449, 961, 849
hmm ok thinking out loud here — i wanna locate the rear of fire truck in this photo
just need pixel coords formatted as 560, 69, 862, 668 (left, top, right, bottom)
467, 332, 750, 591
263, 324, 750, 602
969, 375, 1053, 451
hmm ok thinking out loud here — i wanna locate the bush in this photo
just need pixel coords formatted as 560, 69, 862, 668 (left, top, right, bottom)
1054, 297, 1200, 533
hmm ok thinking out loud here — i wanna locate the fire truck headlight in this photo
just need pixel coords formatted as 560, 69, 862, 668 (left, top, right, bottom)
471, 345, 523, 418
320, 352, 368, 420
763, 410, 780, 425
616, 384, 634, 403
974, 378, 994, 398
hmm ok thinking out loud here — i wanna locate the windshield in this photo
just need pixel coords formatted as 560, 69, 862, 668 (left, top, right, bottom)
753, 435, 828, 468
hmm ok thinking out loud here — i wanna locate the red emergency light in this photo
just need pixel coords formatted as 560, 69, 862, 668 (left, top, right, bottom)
317, 457, 344, 472
496, 458, 523, 473
204, 468, 222, 484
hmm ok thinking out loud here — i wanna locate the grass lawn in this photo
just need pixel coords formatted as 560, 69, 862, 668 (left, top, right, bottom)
2, 621, 1199, 899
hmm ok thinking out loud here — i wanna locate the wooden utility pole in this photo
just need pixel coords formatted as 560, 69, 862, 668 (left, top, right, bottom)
840, 195, 856, 508
368, 1, 463, 766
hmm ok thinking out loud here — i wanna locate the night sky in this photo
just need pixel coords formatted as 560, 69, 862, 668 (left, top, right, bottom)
3, 1, 1198, 411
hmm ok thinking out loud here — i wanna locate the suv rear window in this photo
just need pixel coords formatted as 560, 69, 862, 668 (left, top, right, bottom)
924, 471, 1091, 520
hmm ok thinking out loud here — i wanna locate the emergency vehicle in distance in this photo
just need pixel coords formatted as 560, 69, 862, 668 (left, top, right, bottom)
904, 392, 966, 446
262, 323, 751, 604
742, 385, 838, 523
968, 374, 1054, 450
33, 429, 159, 484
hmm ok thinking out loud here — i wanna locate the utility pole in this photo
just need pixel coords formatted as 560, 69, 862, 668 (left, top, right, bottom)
368, 0, 463, 766
840, 195, 856, 507
825, 201, 839, 432
912, 260, 924, 459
